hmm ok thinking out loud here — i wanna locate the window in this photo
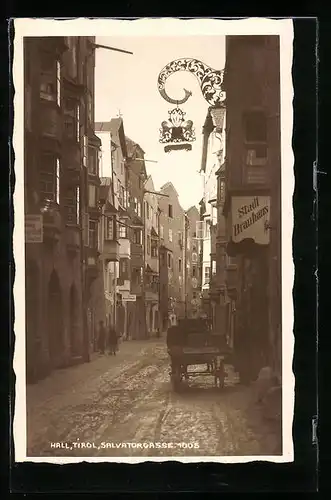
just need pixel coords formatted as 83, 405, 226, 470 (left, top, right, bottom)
204, 266, 210, 284
133, 228, 142, 245
160, 225, 164, 239
87, 93, 93, 124
64, 186, 80, 224
131, 267, 142, 286
247, 144, 267, 162
76, 186, 80, 223
40, 57, 57, 102
76, 104, 80, 143
146, 202, 150, 219
178, 231, 183, 247
56, 61, 61, 106
67, 37, 78, 79
88, 219, 98, 249
218, 179, 225, 203
244, 110, 267, 142
212, 260, 217, 275
192, 252, 198, 263
192, 266, 197, 278
226, 254, 236, 267
88, 185, 96, 207
83, 213, 89, 246
105, 216, 115, 240
193, 291, 197, 299
39, 153, 60, 203
119, 258, 129, 281
147, 235, 151, 255
83, 136, 88, 167
196, 220, 204, 239
168, 204, 173, 218
137, 201, 141, 218
55, 159, 60, 204
88, 147, 98, 175
205, 220, 210, 238
169, 229, 173, 242
187, 237, 190, 250
118, 219, 128, 239
151, 239, 158, 258
167, 253, 172, 269
179, 259, 182, 273
64, 97, 79, 140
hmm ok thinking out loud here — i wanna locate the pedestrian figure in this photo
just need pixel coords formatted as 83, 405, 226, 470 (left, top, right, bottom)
98, 320, 106, 354
108, 324, 118, 356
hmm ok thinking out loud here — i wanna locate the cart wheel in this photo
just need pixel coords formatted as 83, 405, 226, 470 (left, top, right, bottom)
171, 368, 182, 392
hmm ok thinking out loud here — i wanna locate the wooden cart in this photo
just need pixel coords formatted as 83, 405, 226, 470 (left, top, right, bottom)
168, 344, 228, 391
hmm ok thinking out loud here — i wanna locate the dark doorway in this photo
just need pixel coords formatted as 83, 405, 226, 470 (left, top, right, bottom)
47, 270, 64, 369
26, 260, 40, 383
69, 285, 79, 357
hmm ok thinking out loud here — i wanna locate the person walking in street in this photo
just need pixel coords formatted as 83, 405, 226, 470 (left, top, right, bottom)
98, 320, 106, 355
108, 323, 118, 356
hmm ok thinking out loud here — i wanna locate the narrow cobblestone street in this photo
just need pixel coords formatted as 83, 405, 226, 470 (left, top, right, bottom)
26, 337, 281, 458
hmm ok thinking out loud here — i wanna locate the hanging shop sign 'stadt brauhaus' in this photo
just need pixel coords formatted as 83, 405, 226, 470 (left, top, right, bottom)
231, 196, 271, 245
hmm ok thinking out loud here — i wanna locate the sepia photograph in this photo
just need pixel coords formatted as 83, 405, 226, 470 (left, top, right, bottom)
13, 18, 294, 463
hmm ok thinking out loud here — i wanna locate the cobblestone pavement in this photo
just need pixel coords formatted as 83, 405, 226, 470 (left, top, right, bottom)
26, 338, 281, 458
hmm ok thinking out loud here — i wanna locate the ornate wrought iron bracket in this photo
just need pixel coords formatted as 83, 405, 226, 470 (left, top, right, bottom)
157, 58, 226, 107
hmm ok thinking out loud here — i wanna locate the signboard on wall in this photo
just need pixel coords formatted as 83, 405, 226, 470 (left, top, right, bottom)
231, 196, 270, 245
25, 215, 43, 243
122, 294, 136, 302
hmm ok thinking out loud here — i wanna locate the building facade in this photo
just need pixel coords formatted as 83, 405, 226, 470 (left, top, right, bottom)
199, 106, 226, 325
222, 35, 282, 383
144, 176, 161, 335
158, 182, 185, 320
125, 137, 147, 340
185, 206, 202, 319
24, 36, 101, 383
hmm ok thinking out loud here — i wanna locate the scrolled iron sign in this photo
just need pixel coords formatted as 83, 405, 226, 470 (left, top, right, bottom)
157, 58, 225, 107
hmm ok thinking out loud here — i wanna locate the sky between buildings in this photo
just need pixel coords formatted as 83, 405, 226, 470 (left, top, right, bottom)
94, 35, 225, 211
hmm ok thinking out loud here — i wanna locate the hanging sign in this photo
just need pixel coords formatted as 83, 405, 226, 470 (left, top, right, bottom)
25, 215, 43, 243
231, 196, 271, 245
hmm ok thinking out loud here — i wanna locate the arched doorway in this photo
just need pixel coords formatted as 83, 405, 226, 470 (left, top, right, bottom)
26, 260, 40, 383
69, 285, 79, 357
47, 270, 64, 369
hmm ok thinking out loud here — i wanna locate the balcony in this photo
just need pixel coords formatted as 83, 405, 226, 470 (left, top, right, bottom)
102, 239, 120, 262
41, 200, 61, 245
65, 225, 80, 256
